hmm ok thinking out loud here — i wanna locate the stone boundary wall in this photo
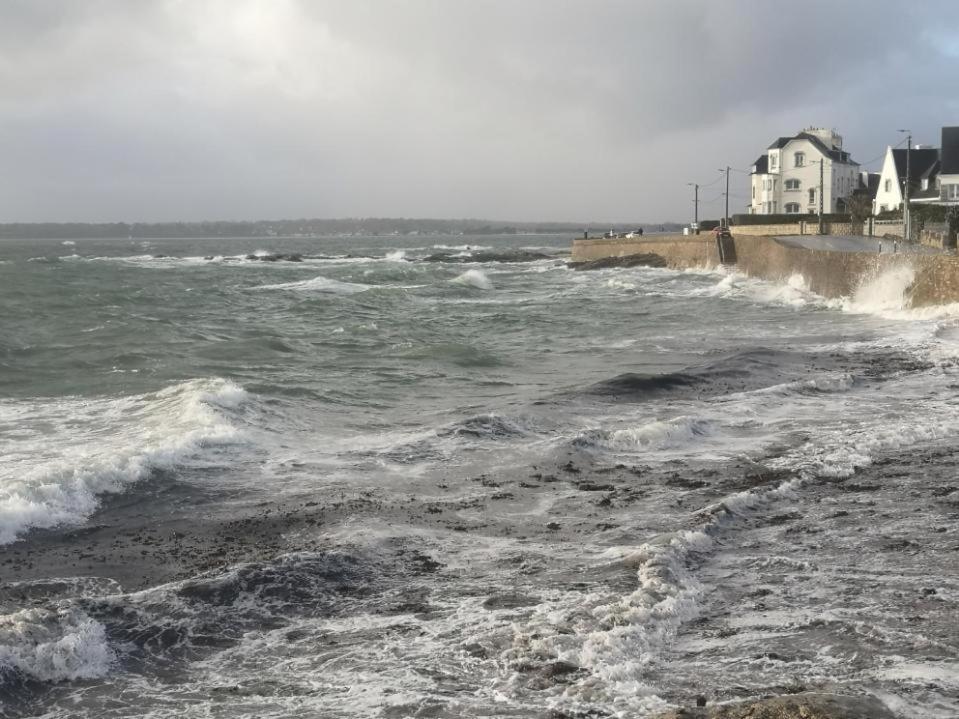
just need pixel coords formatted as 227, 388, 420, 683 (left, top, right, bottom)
732, 221, 866, 236
729, 224, 804, 236
570, 235, 721, 268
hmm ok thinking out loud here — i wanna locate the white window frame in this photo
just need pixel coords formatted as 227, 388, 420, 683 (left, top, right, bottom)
785, 203, 800, 213
794, 152, 805, 167
785, 179, 801, 191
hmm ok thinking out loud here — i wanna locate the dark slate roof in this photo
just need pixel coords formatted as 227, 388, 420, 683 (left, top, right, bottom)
892, 148, 940, 184
766, 132, 856, 164
854, 172, 881, 199
752, 154, 769, 174
921, 159, 941, 180
942, 126, 959, 175
912, 185, 941, 200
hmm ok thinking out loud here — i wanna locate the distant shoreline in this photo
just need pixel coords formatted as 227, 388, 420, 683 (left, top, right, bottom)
0, 218, 683, 240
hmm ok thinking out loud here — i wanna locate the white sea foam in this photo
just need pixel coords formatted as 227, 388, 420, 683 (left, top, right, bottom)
254, 275, 371, 294
61, 240, 76, 246
451, 269, 493, 290
0, 608, 115, 682
699, 271, 828, 308
604, 416, 714, 451
432, 244, 491, 251
0, 378, 249, 544
384, 250, 407, 261
510, 476, 802, 711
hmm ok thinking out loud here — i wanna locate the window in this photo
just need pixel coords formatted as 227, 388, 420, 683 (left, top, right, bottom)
794, 152, 805, 167
943, 184, 959, 201
884, 179, 892, 192
785, 203, 800, 213
808, 188, 816, 205
785, 179, 801, 191
752, 185, 756, 199
770, 154, 778, 170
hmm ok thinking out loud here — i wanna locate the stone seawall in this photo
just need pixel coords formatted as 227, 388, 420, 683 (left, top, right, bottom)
570, 235, 721, 268
571, 234, 959, 308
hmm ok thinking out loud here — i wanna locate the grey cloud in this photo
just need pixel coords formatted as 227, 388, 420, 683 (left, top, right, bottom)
0, 0, 957, 222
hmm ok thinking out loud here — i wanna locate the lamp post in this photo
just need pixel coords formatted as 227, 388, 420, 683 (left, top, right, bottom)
898, 129, 912, 241
687, 182, 699, 233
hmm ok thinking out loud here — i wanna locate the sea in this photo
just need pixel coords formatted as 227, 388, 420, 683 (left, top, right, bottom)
0, 233, 957, 718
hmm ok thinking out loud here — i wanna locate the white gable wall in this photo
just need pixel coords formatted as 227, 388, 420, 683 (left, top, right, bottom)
873, 147, 902, 214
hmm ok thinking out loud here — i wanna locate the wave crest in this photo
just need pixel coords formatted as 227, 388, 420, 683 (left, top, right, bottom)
0, 378, 250, 544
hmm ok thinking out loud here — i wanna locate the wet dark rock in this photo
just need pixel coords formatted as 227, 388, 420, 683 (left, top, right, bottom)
654, 692, 896, 719
244, 252, 304, 262
462, 642, 488, 658
665, 476, 710, 490
575, 482, 614, 492
482, 593, 539, 610
568, 253, 668, 271
422, 250, 553, 263
540, 661, 582, 679
546, 522, 561, 530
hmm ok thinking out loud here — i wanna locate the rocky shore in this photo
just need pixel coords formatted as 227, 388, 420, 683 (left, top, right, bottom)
657, 692, 896, 719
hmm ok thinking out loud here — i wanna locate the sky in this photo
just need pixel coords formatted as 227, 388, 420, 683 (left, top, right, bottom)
1, 0, 958, 223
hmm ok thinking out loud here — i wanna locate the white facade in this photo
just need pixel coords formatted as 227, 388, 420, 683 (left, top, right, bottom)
749, 128, 860, 215
940, 174, 959, 205
873, 147, 903, 213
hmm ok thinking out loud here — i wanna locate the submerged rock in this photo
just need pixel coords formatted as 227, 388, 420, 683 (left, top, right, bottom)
655, 692, 896, 719
568, 253, 667, 270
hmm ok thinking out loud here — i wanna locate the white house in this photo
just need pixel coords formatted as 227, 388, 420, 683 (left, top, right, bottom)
749, 128, 860, 215
872, 144, 940, 214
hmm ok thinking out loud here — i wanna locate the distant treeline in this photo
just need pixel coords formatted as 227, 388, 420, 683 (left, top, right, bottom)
0, 218, 683, 239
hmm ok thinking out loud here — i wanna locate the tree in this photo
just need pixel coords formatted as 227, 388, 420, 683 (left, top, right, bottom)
845, 192, 873, 231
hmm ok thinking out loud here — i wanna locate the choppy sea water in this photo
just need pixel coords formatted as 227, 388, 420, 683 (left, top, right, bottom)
1, 234, 958, 718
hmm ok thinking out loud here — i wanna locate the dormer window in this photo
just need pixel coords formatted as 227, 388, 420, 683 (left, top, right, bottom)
770, 154, 778, 170
794, 152, 805, 167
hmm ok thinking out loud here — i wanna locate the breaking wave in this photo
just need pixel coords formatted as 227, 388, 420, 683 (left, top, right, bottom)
0, 379, 251, 544
451, 269, 494, 290
254, 275, 371, 294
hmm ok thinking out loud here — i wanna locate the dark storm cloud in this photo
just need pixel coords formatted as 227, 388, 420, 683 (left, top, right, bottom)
0, 0, 957, 222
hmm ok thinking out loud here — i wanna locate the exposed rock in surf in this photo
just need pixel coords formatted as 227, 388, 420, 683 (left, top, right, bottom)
244, 252, 304, 262
482, 593, 540, 610
422, 250, 554, 263
568, 253, 667, 270
654, 692, 895, 719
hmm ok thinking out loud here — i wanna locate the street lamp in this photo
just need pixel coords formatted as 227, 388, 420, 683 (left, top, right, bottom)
898, 129, 911, 240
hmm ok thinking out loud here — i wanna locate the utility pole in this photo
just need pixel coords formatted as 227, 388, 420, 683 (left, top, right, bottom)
818, 159, 825, 235
898, 129, 912, 241
717, 166, 730, 228
687, 182, 699, 233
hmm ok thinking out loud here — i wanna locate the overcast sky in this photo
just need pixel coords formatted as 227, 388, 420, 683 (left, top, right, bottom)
1, 0, 957, 223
